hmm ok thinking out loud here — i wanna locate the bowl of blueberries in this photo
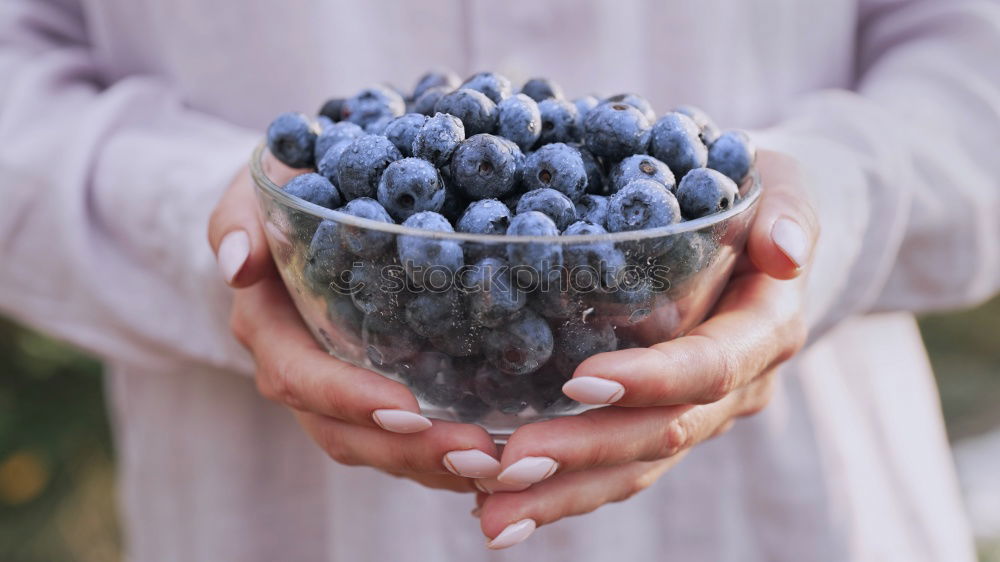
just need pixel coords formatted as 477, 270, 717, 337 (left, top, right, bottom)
251, 70, 760, 440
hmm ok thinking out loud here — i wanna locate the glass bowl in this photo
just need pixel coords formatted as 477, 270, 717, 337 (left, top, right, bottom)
250, 144, 761, 441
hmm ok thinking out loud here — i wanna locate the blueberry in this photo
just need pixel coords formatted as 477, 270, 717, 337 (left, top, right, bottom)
318, 98, 345, 123
604, 93, 656, 123
362, 313, 423, 368
404, 289, 464, 338
364, 115, 394, 135
412, 112, 465, 168
530, 281, 585, 320
315, 121, 364, 164
708, 130, 756, 184
334, 134, 402, 201
326, 292, 364, 338
527, 361, 577, 412
460, 71, 512, 104
591, 277, 656, 325
606, 179, 681, 234
676, 168, 739, 218
438, 187, 471, 225
554, 318, 618, 374
516, 188, 577, 230
574, 194, 609, 227
303, 220, 356, 293
449, 133, 522, 200
656, 229, 716, 291
484, 309, 554, 375
674, 105, 721, 145
341, 86, 405, 128
649, 112, 708, 180
506, 211, 563, 288
573, 96, 599, 132
496, 94, 542, 152
377, 158, 445, 222
583, 102, 651, 162
575, 144, 607, 195
348, 256, 410, 318
383, 113, 428, 157
398, 212, 464, 288
474, 364, 532, 414
337, 197, 395, 258
267, 112, 317, 169
562, 220, 627, 291
435, 88, 498, 135
609, 154, 676, 193
412, 69, 461, 100
520, 77, 564, 102
536, 99, 581, 146
398, 352, 466, 407
283, 173, 342, 209
457, 198, 512, 236
412, 86, 449, 116
316, 141, 353, 185
429, 319, 485, 357
452, 390, 492, 422
464, 256, 526, 328
521, 143, 588, 201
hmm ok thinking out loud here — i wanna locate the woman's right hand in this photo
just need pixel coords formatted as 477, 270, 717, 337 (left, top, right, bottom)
207, 152, 500, 492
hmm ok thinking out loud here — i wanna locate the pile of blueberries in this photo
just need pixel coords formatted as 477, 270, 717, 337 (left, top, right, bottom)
264, 70, 755, 423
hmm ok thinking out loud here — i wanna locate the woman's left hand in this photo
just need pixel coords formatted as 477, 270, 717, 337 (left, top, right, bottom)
475, 150, 820, 550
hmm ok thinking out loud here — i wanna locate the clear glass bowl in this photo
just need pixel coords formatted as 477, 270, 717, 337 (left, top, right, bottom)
250, 144, 761, 440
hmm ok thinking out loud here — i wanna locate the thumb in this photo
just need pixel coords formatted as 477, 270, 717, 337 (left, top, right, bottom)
208, 150, 301, 287
746, 150, 820, 280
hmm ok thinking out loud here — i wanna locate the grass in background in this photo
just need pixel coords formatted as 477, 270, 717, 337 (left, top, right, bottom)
0, 297, 997, 561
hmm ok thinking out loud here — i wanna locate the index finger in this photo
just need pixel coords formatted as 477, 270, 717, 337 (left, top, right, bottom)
235, 274, 433, 434
564, 271, 806, 407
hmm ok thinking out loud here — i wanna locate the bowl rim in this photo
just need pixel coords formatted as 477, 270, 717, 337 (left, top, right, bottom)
250, 143, 762, 244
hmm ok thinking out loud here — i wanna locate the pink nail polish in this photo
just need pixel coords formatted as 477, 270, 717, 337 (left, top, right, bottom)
487, 519, 537, 549
497, 457, 559, 486
562, 377, 625, 404
771, 217, 809, 268
443, 449, 501, 478
217, 230, 250, 283
371, 409, 432, 434
475, 479, 531, 494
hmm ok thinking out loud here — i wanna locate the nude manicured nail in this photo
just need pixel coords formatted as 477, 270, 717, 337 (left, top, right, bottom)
443, 449, 501, 478
771, 217, 809, 269
217, 230, 250, 283
474, 479, 531, 494
497, 457, 559, 486
371, 409, 432, 434
487, 519, 537, 550
562, 377, 625, 404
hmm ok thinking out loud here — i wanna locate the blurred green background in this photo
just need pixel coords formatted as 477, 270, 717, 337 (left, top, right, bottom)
1, 298, 998, 561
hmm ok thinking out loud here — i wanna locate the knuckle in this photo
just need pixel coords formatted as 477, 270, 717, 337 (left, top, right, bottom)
318, 428, 358, 466
702, 349, 739, 403
657, 418, 692, 459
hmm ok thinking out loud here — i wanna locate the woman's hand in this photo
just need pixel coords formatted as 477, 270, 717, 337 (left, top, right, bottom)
474, 150, 820, 549
207, 152, 500, 492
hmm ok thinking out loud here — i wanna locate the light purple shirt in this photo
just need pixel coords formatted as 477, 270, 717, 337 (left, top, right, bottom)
2, 0, 999, 560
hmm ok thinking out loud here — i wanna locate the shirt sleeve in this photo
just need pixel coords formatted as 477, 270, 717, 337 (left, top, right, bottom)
0, 0, 259, 374
754, 0, 1000, 338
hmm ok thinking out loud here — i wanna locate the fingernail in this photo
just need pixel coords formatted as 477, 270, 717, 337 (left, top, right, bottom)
562, 377, 625, 404
371, 409, 432, 434
475, 479, 531, 494
487, 518, 537, 550
771, 217, 809, 269
218, 230, 250, 283
497, 457, 559, 486
470, 506, 481, 518
443, 449, 501, 479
